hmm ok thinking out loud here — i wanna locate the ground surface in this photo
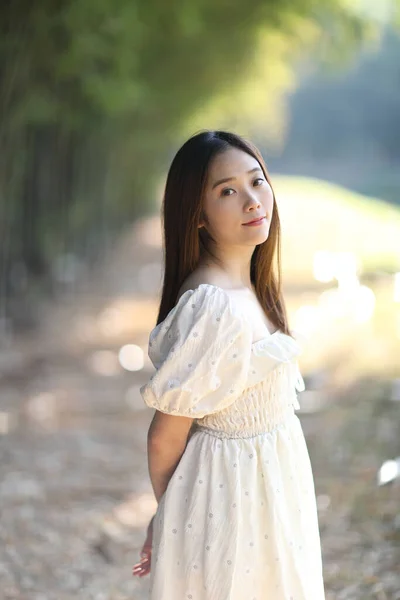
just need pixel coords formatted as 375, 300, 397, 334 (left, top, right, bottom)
0, 218, 399, 599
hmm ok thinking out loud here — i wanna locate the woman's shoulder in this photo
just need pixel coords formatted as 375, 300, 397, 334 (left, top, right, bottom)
147, 278, 246, 370
176, 267, 227, 301
171, 277, 234, 329
177, 267, 251, 304
151, 276, 232, 343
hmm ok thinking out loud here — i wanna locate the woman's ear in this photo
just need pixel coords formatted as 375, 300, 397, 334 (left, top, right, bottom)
198, 210, 208, 229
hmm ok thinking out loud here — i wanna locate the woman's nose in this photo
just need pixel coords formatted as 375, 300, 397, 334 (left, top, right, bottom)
246, 196, 261, 210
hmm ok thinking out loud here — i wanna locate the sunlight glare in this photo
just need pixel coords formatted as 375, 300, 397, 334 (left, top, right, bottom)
354, 285, 376, 323
118, 344, 144, 372
377, 459, 400, 485
293, 305, 321, 336
313, 250, 336, 283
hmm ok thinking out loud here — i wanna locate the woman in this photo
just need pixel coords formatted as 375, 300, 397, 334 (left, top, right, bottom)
132, 130, 326, 599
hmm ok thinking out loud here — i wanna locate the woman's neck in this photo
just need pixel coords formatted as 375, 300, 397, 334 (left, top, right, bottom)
196, 254, 254, 291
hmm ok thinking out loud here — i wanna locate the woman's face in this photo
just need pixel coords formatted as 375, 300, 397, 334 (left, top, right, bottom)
200, 147, 274, 247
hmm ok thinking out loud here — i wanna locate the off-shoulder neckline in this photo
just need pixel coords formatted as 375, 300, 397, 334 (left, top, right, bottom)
181, 282, 253, 296
150, 283, 300, 349
180, 283, 282, 338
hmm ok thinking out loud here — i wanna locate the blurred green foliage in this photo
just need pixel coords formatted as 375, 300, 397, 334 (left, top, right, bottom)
0, 0, 383, 302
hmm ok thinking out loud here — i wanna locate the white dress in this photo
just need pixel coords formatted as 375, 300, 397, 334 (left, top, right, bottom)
140, 283, 326, 600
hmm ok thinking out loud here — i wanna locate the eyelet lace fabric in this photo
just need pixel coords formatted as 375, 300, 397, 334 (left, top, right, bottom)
141, 284, 326, 600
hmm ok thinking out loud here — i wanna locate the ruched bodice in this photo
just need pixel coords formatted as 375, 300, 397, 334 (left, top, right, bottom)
196, 361, 304, 438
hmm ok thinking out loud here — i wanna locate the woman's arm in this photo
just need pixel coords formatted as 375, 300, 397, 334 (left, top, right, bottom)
147, 411, 194, 503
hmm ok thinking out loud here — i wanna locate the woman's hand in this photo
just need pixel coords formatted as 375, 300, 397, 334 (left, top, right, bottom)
132, 515, 155, 578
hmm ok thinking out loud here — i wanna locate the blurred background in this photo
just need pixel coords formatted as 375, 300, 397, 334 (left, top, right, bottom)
1, 0, 400, 598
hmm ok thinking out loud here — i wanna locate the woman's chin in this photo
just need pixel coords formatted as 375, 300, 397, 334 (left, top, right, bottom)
242, 228, 269, 244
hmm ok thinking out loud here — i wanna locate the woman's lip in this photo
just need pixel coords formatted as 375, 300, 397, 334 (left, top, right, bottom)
243, 216, 266, 226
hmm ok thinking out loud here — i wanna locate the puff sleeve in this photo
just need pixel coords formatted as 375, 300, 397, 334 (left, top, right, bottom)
140, 285, 254, 418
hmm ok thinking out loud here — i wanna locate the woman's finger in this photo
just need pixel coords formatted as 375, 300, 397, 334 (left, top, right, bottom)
132, 555, 151, 576
132, 520, 154, 577
133, 561, 149, 571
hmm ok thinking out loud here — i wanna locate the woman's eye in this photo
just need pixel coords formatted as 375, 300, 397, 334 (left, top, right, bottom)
253, 178, 265, 186
221, 188, 235, 196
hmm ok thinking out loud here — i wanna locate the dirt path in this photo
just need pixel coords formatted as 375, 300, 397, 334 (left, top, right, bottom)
0, 218, 399, 599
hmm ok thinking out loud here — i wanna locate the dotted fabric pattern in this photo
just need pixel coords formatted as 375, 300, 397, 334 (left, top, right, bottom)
141, 284, 326, 600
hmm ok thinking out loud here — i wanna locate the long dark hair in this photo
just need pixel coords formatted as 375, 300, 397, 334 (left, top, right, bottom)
156, 130, 291, 336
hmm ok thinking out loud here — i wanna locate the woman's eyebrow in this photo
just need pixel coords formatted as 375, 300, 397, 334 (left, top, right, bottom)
211, 167, 262, 189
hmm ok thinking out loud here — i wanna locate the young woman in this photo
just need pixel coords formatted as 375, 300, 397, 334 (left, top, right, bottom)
132, 130, 326, 599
